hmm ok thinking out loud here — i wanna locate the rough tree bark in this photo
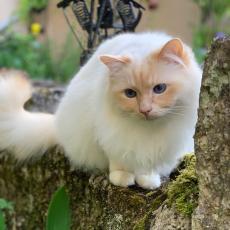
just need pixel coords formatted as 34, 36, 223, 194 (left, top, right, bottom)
0, 37, 229, 230
192, 37, 230, 229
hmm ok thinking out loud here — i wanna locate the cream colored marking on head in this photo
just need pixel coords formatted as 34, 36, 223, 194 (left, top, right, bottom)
99, 55, 131, 72
159, 38, 184, 57
157, 38, 190, 66
106, 39, 191, 119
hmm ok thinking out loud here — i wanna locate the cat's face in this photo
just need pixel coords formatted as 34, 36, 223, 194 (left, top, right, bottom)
100, 39, 191, 120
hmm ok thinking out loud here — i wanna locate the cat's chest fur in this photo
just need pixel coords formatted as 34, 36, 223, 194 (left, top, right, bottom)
94, 103, 193, 172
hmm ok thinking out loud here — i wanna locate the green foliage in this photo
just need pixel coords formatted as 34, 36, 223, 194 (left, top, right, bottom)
50, 35, 80, 82
0, 33, 80, 82
167, 154, 198, 216
0, 210, 6, 230
0, 34, 53, 79
193, 0, 230, 19
193, 0, 230, 63
0, 199, 13, 211
19, 0, 49, 21
0, 198, 14, 230
193, 26, 214, 63
46, 187, 71, 230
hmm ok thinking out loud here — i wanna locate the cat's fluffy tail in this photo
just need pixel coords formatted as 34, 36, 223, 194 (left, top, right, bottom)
0, 72, 57, 160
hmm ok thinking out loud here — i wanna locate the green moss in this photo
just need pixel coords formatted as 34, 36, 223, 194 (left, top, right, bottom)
167, 154, 198, 216
133, 194, 167, 230
133, 214, 147, 230
150, 194, 167, 211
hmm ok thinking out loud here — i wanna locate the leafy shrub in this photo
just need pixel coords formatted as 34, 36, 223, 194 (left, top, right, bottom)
0, 34, 53, 79
0, 198, 14, 230
0, 33, 80, 82
19, 0, 49, 21
193, 0, 230, 63
50, 34, 81, 82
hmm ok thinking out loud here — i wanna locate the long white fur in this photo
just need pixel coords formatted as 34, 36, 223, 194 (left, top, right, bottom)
0, 32, 202, 188
0, 74, 57, 160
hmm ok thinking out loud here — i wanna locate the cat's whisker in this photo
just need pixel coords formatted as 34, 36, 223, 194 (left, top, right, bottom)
167, 114, 186, 118
168, 112, 185, 116
173, 105, 191, 108
171, 107, 188, 111
171, 109, 188, 113
171, 107, 189, 111
172, 106, 192, 111
166, 109, 186, 117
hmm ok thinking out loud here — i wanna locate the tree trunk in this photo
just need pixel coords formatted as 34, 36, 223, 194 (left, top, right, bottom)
192, 37, 230, 230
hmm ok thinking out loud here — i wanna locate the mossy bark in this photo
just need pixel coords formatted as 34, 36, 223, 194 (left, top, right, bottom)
1, 147, 193, 229
0, 148, 167, 229
192, 37, 230, 230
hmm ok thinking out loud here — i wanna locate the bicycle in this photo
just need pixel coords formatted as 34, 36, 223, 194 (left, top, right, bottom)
57, 0, 145, 65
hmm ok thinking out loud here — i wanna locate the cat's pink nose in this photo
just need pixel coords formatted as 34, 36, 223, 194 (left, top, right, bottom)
139, 108, 151, 117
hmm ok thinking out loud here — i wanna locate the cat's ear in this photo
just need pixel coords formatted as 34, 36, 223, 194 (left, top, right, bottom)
158, 38, 187, 67
99, 55, 131, 72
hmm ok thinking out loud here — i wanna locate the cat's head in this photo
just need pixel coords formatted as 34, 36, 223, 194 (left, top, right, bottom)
99, 38, 199, 120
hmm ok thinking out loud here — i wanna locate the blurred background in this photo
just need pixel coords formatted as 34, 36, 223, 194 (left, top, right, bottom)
0, 0, 229, 82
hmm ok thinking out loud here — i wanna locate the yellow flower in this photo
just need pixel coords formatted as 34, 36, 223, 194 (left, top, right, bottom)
31, 23, 42, 36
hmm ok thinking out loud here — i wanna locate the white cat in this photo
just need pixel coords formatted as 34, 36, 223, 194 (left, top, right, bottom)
0, 32, 202, 189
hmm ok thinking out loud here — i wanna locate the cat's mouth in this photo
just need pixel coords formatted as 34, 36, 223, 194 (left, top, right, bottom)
122, 109, 166, 121
138, 112, 161, 120
138, 110, 170, 120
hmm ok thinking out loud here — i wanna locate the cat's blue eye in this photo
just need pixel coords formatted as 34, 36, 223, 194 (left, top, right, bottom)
124, 89, 137, 98
153, 84, 167, 94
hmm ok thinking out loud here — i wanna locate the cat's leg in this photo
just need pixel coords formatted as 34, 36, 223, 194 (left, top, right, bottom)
109, 161, 135, 187
135, 171, 161, 190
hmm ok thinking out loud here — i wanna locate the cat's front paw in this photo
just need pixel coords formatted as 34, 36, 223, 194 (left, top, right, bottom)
109, 170, 135, 187
135, 173, 161, 190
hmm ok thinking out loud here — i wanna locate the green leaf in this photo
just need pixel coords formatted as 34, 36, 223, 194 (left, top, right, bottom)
46, 187, 71, 230
0, 210, 6, 230
0, 199, 13, 211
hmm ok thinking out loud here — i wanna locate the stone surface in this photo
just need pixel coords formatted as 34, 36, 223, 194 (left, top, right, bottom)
27, 80, 65, 113
150, 205, 191, 230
